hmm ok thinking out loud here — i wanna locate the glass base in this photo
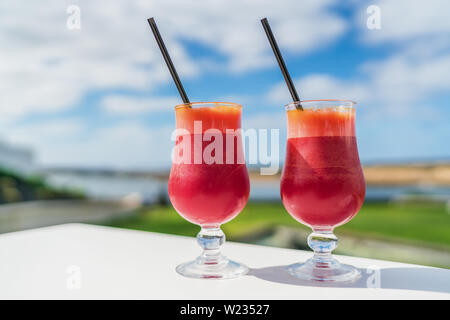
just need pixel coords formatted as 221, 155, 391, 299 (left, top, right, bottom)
287, 256, 361, 283
176, 256, 248, 279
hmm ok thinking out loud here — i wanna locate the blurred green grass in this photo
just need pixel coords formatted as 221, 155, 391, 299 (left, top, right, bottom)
103, 201, 450, 250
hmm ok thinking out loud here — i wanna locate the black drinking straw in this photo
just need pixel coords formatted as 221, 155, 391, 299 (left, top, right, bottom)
261, 18, 303, 110
147, 17, 190, 104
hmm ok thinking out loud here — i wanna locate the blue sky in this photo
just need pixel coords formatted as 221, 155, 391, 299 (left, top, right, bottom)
0, 0, 449, 169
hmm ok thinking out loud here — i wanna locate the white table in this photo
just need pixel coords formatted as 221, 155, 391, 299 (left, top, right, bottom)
0, 224, 448, 299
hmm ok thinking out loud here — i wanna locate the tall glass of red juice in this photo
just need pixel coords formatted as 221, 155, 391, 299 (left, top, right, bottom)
281, 100, 365, 282
168, 102, 250, 279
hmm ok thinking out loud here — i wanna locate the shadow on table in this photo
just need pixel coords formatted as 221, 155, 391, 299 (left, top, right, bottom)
248, 265, 450, 294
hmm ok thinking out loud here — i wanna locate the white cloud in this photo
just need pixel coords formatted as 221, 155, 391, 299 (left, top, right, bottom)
101, 95, 179, 115
351, 0, 450, 121
357, 0, 450, 43
265, 1, 450, 114
4, 119, 84, 147
144, 0, 347, 72
64, 123, 173, 169
0, 0, 347, 120
267, 74, 370, 105
364, 53, 450, 103
267, 48, 450, 119
2, 119, 173, 169
0, 1, 194, 119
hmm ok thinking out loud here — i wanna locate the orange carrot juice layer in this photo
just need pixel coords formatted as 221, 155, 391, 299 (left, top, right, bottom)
287, 107, 355, 138
175, 104, 242, 133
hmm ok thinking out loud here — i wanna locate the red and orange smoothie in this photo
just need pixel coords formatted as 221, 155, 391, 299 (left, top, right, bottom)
281, 106, 365, 229
168, 104, 250, 226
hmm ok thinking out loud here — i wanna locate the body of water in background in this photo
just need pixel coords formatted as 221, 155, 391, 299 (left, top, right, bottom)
45, 172, 450, 204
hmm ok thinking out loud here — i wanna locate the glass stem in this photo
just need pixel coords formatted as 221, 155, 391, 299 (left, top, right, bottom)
196, 226, 226, 265
307, 229, 339, 267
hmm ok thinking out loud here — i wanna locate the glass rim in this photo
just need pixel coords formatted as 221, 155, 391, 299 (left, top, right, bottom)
175, 101, 243, 110
285, 99, 357, 110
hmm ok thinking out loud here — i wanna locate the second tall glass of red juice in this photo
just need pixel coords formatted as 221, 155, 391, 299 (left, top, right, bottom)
281, 100, 365, 282
168, 102, 250, 279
